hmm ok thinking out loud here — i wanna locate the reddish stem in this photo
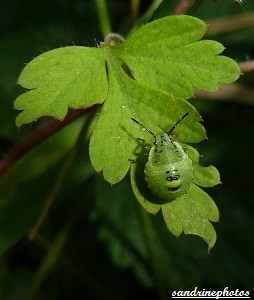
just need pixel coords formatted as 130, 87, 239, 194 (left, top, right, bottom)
238, 60, 254, 74
0, 107, 97, 177
172, 0, 194, 15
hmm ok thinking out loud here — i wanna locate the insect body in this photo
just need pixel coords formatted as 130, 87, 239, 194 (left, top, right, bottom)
131, 112, 193, 201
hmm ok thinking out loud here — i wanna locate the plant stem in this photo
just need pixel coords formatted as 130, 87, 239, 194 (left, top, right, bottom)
238, 60, 254, 73
205, 12, 254, 36
195, 83, 254, 106
130, 0, 164, 33
94, 0, 112, 38
0, 106, 98, 178
29, 113, 94, 240
140, 207, 168, 300
22, 195, 90, 300
173, 0, 204, 15
34, 234, 118, 300
130, 0, 140, 27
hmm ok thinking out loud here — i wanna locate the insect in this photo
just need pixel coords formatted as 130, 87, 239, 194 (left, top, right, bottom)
131, 112, 193, 201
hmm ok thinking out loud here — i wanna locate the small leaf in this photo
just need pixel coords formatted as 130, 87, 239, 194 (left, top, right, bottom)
15, 47, 108, 125
161, 184, 219, 250
193, 162, 221, 187
184, 144, 221, 187
184, 144, 200, 162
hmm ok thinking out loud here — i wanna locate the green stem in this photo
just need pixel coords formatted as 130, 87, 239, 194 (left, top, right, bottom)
130, 0, 140, 27
34, 235, 119, 300
130, 0, 164, 33
140, 207, 168, 300
29, 114, 94, 240
22, 114, 97, 299
22, 198, 88, 300
94, 0, 112, 38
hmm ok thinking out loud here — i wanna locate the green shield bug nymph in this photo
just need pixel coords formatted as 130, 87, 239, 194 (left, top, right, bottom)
131, 112, 193, 202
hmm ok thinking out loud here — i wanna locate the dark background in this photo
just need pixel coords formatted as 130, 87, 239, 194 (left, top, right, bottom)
0, 0, 254, 299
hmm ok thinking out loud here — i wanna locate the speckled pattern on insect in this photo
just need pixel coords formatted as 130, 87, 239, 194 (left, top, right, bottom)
131, 112, 193, 201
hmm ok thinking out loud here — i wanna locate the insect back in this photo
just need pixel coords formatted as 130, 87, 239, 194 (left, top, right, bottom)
131, 112, 193, 202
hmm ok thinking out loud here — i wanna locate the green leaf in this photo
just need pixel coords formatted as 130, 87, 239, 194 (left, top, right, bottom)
15, 47, 108, 125
193, 162, 221, 187
14, 15, 239, 185
184, 144, 221, 187
113, 16, 240, 99
13, 15, 240, 247
184, 144, 200, 161
161, 184, 219, 250
89, 53, 205, 184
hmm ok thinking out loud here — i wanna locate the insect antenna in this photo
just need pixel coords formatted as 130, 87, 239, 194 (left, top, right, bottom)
169, 112, 190, 134
131, 118, 156, 139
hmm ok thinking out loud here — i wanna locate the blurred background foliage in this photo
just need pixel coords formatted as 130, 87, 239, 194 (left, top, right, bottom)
0, 0, 254, 299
